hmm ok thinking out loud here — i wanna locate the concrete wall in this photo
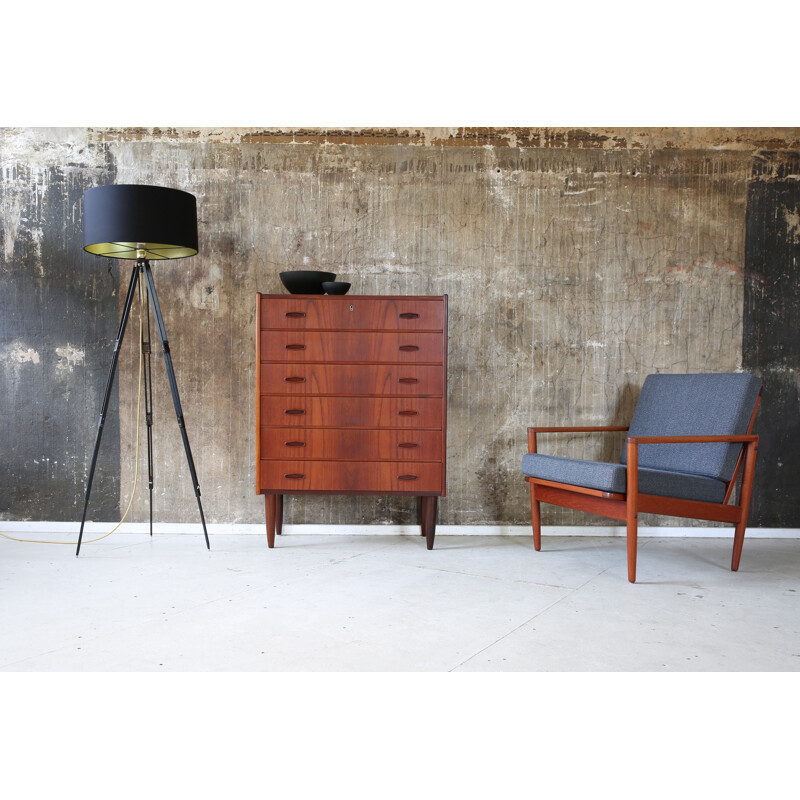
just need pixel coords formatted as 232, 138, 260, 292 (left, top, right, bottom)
2, 127, 799, 528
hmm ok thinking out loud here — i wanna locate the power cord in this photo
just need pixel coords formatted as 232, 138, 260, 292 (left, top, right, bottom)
1, 279, 146, 546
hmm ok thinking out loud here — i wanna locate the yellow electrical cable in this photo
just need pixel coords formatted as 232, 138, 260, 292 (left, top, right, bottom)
1, 278, 146, 546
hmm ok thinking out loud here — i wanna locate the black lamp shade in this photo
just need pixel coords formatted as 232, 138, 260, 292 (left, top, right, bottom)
83, 184, 198, 260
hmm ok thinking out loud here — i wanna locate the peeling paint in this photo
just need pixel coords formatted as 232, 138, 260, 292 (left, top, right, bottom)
784, 208, 800, 243
55, 344, 85, 372
69, 126, 800, 152
0, 194, 23, 262
3, 342, 40, 364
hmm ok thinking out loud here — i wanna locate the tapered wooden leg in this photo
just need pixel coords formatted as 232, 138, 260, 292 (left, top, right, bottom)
275, 494, 283, 536
529, 480, 542, 551
732, 439, 758, 571
265, 494, 276, 548
626, 440, 639, 583
421, 496, 437, 550
732, 518, 746, 571
627, 512, 638, 583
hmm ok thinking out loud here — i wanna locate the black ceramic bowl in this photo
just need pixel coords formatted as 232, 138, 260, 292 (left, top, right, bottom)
279, 270, 336, 294
322, 281, 351, 295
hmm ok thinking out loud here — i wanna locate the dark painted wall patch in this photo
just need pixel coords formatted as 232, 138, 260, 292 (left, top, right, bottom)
743, 151, 800, 526
1, 164, 120, 521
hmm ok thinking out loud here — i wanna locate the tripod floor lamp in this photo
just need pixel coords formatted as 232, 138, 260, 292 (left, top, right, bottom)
77, 184, 210, 556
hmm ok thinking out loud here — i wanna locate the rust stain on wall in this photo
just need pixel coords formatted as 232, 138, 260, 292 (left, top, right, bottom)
85, 127, 800, 151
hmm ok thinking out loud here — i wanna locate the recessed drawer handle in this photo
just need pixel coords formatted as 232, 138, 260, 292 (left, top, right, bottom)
285, 311, 306, 318
398, 474, 418, 481
398, 442, 418, 449
284, 473, 305, 480
399, 378, 419, 384
285, 344, 306, 350
285, 441, 306, 447
398, 410, 419, 416
399, 345, 419, 352
399, 312, 419, 319
285, 409, 306, 415
284, 376, 306, 383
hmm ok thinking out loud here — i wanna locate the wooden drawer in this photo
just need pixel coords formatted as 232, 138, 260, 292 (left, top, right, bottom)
259, 396, 443, 429
259, 363, 444, 396
260, 460, 443, 493
260, 428, 443, 461
259, 295, 445, 331
259, 330, 444, 364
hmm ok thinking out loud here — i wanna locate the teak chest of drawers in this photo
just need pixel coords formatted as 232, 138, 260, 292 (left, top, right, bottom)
256, 294, 448, 548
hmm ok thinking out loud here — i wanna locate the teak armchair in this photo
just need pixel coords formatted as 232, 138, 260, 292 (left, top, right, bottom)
521, 373, 762, 582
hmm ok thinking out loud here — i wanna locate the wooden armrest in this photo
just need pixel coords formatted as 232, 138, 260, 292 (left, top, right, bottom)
527, 425, 629, 454
528, 425, 630, 434
625, 434, 759, 508
627, 434, 758, 445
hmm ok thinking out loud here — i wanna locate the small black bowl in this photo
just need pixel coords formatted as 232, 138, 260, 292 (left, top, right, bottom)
322, 281, 351, 295
279, 270, 336, 294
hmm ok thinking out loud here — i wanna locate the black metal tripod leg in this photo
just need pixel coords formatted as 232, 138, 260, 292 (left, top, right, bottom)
141, 275, 155, 537
77, 263, 140, 556
142, 260, 210, 549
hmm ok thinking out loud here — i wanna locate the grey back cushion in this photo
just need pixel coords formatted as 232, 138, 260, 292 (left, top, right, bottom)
620, 373, 762, 482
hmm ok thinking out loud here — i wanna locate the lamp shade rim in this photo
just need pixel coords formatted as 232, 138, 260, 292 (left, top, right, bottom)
83, 242, 198, 260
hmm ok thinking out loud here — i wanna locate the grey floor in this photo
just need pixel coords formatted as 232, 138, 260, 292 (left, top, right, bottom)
1, 532, 798, 671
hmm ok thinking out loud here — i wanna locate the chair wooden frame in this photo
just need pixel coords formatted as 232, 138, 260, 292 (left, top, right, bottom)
524, 393, 761, 582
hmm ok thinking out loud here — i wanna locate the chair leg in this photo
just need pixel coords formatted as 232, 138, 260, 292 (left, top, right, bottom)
626, 440, 639, 583
732, 438, 758, 572
731, 518, 747, 571
529, 481, 542, 551
627, 513, 638, 583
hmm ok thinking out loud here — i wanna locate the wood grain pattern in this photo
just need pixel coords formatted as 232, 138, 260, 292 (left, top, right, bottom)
259, 363, 444, 396
259, 295, 445, 331
258, 395, 443, 429
259, 330, 445, 363
260, 460, 443, 493
260, 427, 443, 461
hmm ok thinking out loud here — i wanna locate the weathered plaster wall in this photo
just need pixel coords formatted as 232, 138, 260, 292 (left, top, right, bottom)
2, 128, 798, 528
1, 130, 119, 521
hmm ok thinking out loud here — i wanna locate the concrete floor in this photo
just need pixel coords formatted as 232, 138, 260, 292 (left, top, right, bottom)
1, 533, 798, 671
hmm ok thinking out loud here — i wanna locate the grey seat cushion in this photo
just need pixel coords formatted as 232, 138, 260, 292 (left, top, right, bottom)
620, 372, 762, 482
521, 452, 728, 503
